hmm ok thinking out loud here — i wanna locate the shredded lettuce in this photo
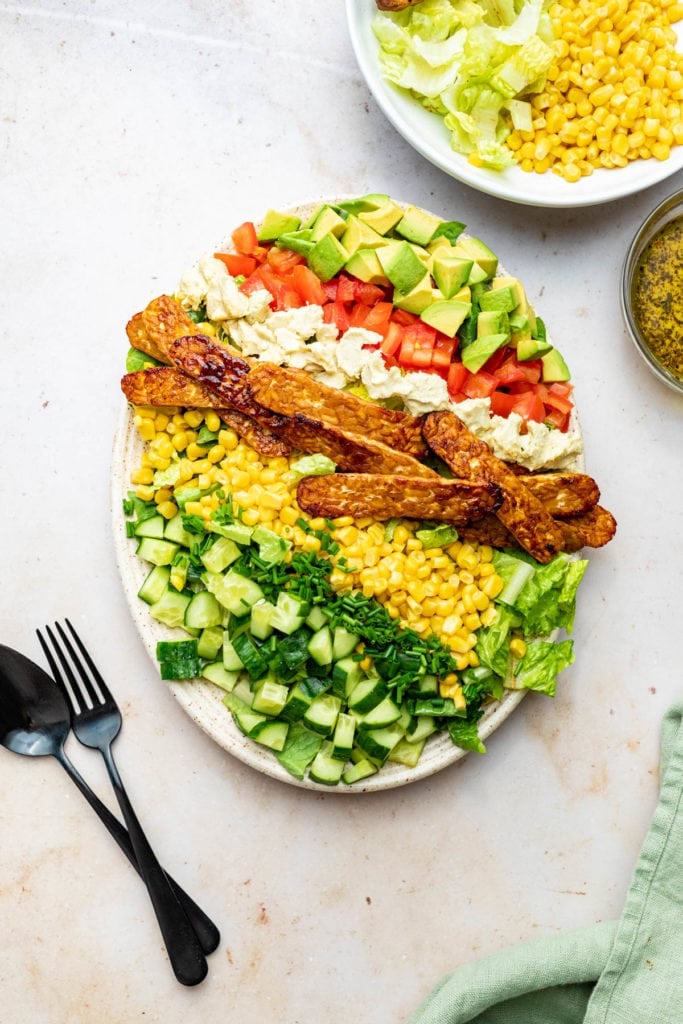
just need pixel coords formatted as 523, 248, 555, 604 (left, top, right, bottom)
509, 638, 575, 696
373, 0, 555, 170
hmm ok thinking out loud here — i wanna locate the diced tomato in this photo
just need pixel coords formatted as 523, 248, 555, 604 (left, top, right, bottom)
510, 390, 546, 423
544, 407, 571, 431
323, 300, 351, 333
493, 355, 528, 385
322, 280, 338, 302
335, 274, 357, 303
240, 267, 271, 298
352, 301, 393, 336
291, 263, 327, 305
549, 381, 573, 398
489, 391, 518, 418
431, 333, 457, 371
447, 361, 468, 398
480, 345, 510, 375
380, 321, 404, 358
391, 308, 420, 327
213, 252, 257, 277
231, 221, 259, 256
354, 281, 388, 306
516, 359, 543, 384
462, 370, 499, 399
267, 246, 304, 274
398, 323, 437, 369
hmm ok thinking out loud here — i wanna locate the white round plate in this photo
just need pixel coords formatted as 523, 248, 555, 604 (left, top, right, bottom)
346, 0, 683, 208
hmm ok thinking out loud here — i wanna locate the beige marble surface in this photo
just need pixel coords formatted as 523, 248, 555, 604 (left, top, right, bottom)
2, 2, 683, 1022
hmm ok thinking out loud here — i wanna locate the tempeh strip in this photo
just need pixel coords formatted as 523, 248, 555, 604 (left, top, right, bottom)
126, 295, 203, 363
459, 505, 617, 553
517, 472, 600, 517
296, 473, 502, 524
247, 362, 427, 459
423, 411, 565, 563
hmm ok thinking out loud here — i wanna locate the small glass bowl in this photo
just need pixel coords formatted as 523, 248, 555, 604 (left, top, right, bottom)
621, 188, 683, 395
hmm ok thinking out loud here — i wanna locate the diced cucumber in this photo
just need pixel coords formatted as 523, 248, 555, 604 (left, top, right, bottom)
280, 683, 314, 722
136, 537, 180, 566
204, 570, 265, 615
307, 626, 334, 666
200, 536, 240, 574
202, 662, 240, 692
164, 513, 196, 548
231, 631, 269, 680
156, 639, 201, 680
305, 605, 329, 631
134, 515, 166, 539
356, 724, 405, 763
169, 554, 189, 592
342, 758, 378, 785
332, 627, 359, 660
223, 636, 245, 671
223, 690, 266, 735
249, 719, 289, 751
270, 592, 310, 635
252, 678, 289, 716
331, 712, 356, 760
357, 695, 401, 729
331, 656, 363, 697
387, 736, 426, 768
149, 588, 191, 628
138, 565, 171, 605
412, 673, 439, 697
232, 678, 255, 706
304, 693, 342, 737
347, 675, 389, 714
309, 741, 346, 786
405, 715, 437, 743
250, 599, 276, 640
196, 625, 224, 661
184, 590, 223, 630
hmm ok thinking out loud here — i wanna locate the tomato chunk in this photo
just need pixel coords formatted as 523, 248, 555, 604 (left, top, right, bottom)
231, 221, 259, 256
213, 252, 257, 277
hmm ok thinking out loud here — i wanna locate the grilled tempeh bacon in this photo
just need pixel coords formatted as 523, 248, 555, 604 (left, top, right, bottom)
423, 411, 566, 563
247, 362, 427, 459
296, 473, 502, 524
126, 295, 202, 364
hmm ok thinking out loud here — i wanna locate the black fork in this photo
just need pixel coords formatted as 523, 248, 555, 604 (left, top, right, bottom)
38, 619, 211, 986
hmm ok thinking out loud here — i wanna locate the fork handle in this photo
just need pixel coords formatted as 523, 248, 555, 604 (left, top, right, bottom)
99, 747, 209, 986
56, 749, 220, 956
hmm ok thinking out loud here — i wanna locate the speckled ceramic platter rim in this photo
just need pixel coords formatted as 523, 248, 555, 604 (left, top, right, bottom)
109, 194, 588, 793
346, 0, 683, 209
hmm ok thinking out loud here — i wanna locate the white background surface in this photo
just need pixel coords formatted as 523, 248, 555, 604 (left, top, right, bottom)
2, 3, 683, 1022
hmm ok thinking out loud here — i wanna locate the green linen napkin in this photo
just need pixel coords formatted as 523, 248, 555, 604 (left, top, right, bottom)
409, 701, 683, 1024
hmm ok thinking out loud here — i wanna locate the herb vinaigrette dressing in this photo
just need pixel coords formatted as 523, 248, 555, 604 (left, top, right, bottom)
632, 217, 683, 381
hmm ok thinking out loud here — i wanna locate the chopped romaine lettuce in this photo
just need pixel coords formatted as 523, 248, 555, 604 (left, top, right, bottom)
448, 716, 486, 753
373, 0, 555, 169
509, 638, 574, 696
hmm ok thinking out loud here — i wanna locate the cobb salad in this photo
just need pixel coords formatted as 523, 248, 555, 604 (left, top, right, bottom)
119, 193, 616, 787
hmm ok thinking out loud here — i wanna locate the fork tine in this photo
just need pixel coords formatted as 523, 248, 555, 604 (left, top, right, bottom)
36, 627, 68, 695
46, 622, 97, 712
64, 618, 112, 702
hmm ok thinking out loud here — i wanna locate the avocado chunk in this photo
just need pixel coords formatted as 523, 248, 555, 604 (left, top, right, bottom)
395, 204, 443, 246
541, 347, 571, 382
277, 229, 315, 255
477, 309, 510, 338
341, 215, 390, 256
336, 193, 391, 216
517, 335, 552, 360
377, 240, 427, 294
258, 209, 302, 242
420, 299, 471, 338
432, 255, 474, 299
393, 273, 434, 314
453, 236, 498, 278
308, 233, 349, 283
344, 249, 390, 286
310, 205, 347, 241
358, 200, 405, 236
479, 286, 517, 313
461, 333, 509, 373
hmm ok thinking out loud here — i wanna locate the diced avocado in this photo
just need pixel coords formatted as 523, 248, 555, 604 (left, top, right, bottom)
479, 286, 517, 313
466, 261, 490, 285
307, 233, 349, 282
541, 347, 571, 382
420, 299, 471, 338
250, 599, 276, 640
427, 236, 456, 257
461, 333, 509, 373
517, 335, 553, 360
432, 255, 474, 299
276, 229, 315, 255
477, 309, 510, 339
336, 193, 391, 215
377, 240, 427, 294
340, 215, 389, 256
393, 273, 434, 314
395, 204, 442, 246
310, 205, 347, 241
358, 200, 405, 236
258, 209, 301, 242
491, 275, 537, 333
455, 235, 499, 278
344, 248, 390, 286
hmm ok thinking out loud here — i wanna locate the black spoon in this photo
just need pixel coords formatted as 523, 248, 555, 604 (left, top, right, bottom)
0, 643, 219, 961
